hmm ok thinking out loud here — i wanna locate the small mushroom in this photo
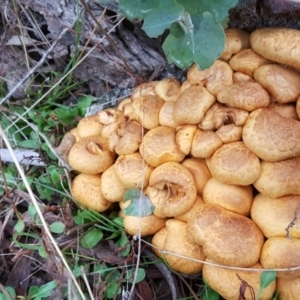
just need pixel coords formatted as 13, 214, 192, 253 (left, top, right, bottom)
191, 129, 223, 159
187, 204, 264, 267
215, 124, 243, 143
71, 173, 111, 212
254, 156, 300, 198
151, 219, 205, 274
68, 135, 115, 174
242, 108, 300, 161
220, 28, 250, 61
254, 64, 300, 103
175, 125, 197, 155
206, 141, 261, 186
277, 276, 300, 299
154, 77, 181, 102
100, 165, 126, 202
187, 60, 233, 96
229, 48, 270, 77
159, 101, 180, 128
181, 157, 212, 195
251, 194, 300, 238
173, 86, 215, 125
250, 27, 300, 69
139, 126, 185, 167
217, 82, 270, 111
260, 237, 300, 279
213, 107, 249, 129
76, 114, 103, 139
145, 162, 197, 218
113, 152, 154, 189
131, 81, 158, 101
198, 102, 220, 131
203, 259, 276, 300
203, 177, 253, 216
131, 95, 164, 129
233, 72, 254, 83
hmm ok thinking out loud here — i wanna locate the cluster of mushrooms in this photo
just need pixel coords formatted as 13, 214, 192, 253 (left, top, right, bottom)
65, 27, 300, 299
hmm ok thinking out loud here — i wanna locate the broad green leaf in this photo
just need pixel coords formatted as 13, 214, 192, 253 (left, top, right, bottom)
105, 282, 121, 299
177, 0, 238, 23
17, 139, 39, 149
142, 0, 183, 37
119, 0, 159, 21
28, 203, 37, 218
0, 287, 16, 300
32, 281, 57, 298
81, 227, 103, 248
115, 232, 131, 257
49, 221, 66, 234
163, 12, 224, 70
38, 245, 47, 258
14, 219, 25, 233
122, 188, 154, 216
256, 271, 276, 300
54, 106, 78, 124
124, 268, 146, 284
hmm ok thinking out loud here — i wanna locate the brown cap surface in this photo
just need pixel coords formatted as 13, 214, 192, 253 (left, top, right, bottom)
187, 204, 264, 267
242, 108, 300, 161
206, 141, 260, 186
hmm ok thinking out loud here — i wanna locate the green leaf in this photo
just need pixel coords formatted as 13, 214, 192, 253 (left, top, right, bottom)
256, 271, 276, 300
204, 281, 219, 300
163, 11, 225, 70
49, 221, 66, 234
77, 95, 92, 116
14, 219, 25, 233
81, 227, 103, 248
119, 0, 159, 21
105, 282, 121, 299
55, 106, 78, 124
122, 188, 154, 216
28, 203, 37, 218
115, 232, 131, 257
124, 268, 146, 284
142, 0, 183, 37
17, 139, 39, 149
38, 245, 47, 258
177, 0, 238, 22
32, 281, 57, 298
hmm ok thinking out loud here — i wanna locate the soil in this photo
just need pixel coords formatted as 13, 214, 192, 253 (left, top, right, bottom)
1, 0, 300, 299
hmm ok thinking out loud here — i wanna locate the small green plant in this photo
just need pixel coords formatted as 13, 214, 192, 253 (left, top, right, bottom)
119, 0, 238, 69
256, 270, 277, 300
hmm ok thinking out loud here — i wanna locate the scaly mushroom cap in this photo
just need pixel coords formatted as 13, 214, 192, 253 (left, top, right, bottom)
203, 260, 276, 300
229, 48, 270, 77
131, 81, 158, 101
268, 102, 298, 120
159, 101, 179, 128
242, 108, 300, 161
71, 173, 111, 212
100, 165, 126, 202
173, 86, 216, 125
187, 60, 233, 96
174, 195, 205, 223
123, 214, 166, 237
191, 129, 223, 159
233, 72, 254, 83
254, 156, 300, 198
206, 141, 260, 186
154, 77, 181, 102
203, 177, 253, 216
198, 102, 220, 131
187, 204, 264, 267
277, 276, 300, 299
251, 194, 300, 239
250, 27, 300, 69
213, 106, 249, 128
175, 125, 197, 155
68, 135, 115, 174
76, 115, 103, 139
220, 28, 250, 61
181, 157, 212, 195
145, 162, 197, 218
215, 124, 243, 143
217, 82, 270, 111
254, 64, 300, 103
155, 219, 205, 274
131, 95, 164, 129
109, 119, 143, 155
139, 126, 185, 167
260, 237, 300, 279
151, 226, 167, 258
113, 152, 154, 189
